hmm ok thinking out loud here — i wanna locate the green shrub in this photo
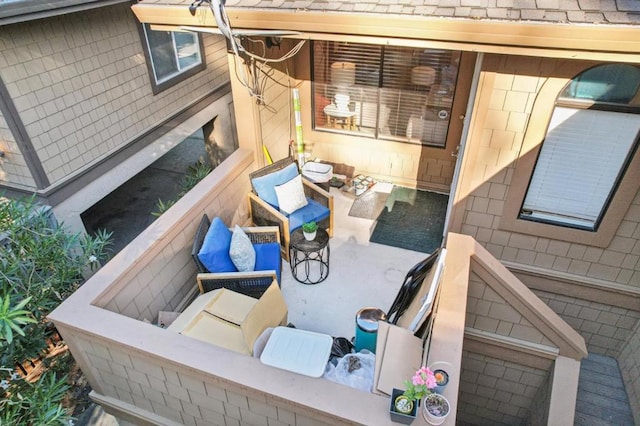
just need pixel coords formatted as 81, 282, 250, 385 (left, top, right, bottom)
0, 195, 111, 425
152, 159, 212, 217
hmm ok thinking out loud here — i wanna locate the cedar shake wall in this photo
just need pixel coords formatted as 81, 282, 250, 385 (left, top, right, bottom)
0, 3, 229, 187
533, 289, 640, 357
258, 66, 295, 163
459, 55, 640, 288
466, 272, 556, 346
458, 54, 640, 420
457, 351, 548, 425
526, 367, 552, 426
619, 320, 640, 424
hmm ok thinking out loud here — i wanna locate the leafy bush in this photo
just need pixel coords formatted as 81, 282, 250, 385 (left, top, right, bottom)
152, 159, 212, 217
0, 195, 111, 424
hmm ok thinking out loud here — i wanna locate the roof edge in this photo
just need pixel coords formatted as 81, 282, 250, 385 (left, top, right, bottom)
0, 0, 131, 26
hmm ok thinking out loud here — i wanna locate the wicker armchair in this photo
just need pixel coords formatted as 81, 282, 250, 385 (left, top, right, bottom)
247, 157, 334, 261
191, 214, 281, 299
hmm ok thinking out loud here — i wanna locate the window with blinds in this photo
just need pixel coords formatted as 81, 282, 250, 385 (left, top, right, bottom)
311, 41, 461, 147
520, 64, 640, 231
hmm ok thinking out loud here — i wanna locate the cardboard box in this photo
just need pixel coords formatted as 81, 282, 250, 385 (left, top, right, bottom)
171, 281, 288, 356
374, 322, 424, 396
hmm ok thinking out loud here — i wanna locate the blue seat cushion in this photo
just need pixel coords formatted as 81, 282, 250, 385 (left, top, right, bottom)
254, 242, 282, 284
197, 217, 236, 273
288, 198, 330, 233
251, 163, 299, 208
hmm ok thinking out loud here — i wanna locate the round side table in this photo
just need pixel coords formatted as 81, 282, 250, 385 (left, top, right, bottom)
289, 228, 330, 285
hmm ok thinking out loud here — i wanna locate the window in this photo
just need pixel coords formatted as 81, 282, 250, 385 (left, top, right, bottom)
141, 24, 205, 93
519, 64, 640, 231
312, 41, 460, 147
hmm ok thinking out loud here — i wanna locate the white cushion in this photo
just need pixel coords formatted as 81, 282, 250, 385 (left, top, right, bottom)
274, 174, 308, 215
229, 225, 256, 272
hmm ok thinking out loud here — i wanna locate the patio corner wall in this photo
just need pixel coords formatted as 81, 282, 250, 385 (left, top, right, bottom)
619, 319, 640, 423
453, 234, 586, 425
452, 53, 640, 354
450, 52, 640, 422
49, 150, 414, 426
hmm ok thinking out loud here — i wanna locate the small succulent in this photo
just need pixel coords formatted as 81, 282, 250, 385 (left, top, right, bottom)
302, 221, 318, 233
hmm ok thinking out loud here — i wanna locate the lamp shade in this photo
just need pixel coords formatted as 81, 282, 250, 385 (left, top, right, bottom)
411, 66, 436, 86
331, 62, 356, 87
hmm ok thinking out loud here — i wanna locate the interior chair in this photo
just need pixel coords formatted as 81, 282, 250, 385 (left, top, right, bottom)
353, 102, 391, 133
191, 214, 282, 299
248, 157, 334, 261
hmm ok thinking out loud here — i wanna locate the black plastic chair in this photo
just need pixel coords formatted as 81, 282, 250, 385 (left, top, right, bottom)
386, 248, 441, 325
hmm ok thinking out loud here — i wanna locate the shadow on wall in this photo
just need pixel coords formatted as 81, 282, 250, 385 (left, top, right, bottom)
81, 114, 238, 256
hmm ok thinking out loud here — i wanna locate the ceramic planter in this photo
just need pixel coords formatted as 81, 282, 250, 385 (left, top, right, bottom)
389, 388, 418, 424
422, 393, 450, 425
429, 361, 452, 394
303, 230, 316, 241
432, 369, 449, 394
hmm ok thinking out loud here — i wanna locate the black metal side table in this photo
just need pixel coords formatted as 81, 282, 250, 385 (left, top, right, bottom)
289, 228, 330, 285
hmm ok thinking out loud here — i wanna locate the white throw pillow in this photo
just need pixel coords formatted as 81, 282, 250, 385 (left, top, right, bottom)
274, 174, 308, 215
229, 225, 256, 272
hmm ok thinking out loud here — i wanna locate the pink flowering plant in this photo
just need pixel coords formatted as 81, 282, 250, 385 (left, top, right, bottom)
403, 366, 437, 402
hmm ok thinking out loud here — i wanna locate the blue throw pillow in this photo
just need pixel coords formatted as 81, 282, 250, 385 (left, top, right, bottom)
251, 162, 299, 208
197, 217, 237, 273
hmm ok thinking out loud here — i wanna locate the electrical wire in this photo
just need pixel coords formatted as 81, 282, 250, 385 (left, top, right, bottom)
204, 0, 307, 105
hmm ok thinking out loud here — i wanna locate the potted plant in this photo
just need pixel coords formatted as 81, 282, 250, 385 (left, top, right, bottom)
302, 221, 318, 240
433, 369, 449, 394
389, 388, 418, 424
389, 367, 437, 424
428, 361, 452, 394
422, 393, 450, 425
403, 366, 450, 425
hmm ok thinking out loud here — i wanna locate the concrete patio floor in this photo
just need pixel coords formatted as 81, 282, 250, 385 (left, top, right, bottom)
280, 186, 427, 339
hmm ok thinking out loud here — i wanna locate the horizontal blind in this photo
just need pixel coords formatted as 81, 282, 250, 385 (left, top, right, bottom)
312, 41, 459, 147
380, 47, 455, 146
522, 107, 640, 228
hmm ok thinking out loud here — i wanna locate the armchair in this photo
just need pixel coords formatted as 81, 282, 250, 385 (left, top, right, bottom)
191, 214, 281, 299
248, 157, 334, 261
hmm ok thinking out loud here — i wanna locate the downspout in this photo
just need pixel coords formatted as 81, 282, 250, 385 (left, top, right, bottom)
441, 52, 484, 245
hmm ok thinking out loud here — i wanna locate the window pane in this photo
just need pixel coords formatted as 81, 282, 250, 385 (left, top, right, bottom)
143, 24, 203, 86
311, 41, 460, 147
175, 32, 200, 70
559, 64, 640, 105
521, 107, 640, 229
145, 28, 179, 83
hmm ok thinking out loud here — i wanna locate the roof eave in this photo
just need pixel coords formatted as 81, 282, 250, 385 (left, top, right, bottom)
0, 0, 131, 26
131, 3, 640, 58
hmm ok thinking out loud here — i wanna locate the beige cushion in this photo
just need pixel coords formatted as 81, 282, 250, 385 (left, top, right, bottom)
274, 174, 308, 215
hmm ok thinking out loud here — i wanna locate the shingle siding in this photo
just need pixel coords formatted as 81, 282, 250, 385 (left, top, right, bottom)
0, 3, 229, 188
